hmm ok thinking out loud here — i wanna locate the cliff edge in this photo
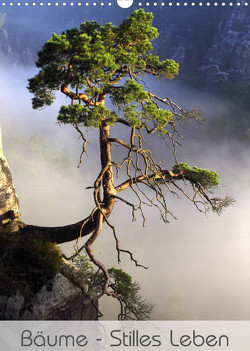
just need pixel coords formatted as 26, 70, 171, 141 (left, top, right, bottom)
0, 146, 97, 320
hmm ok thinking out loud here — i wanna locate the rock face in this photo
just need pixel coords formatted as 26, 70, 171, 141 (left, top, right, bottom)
0, 148, 20, 226
158, 25, 193, 68
0, 261, 98, 320
0, 28, 34, 65
0, 28, 16, 63
201, 5, 250, 90
199, 64, 229, 91
158, 6, 250, 91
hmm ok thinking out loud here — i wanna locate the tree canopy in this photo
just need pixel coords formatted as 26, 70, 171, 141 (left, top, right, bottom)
26, 9, 232, 317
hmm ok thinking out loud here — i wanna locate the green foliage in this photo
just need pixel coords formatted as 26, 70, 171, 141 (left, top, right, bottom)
145, 54, 179, 79
28, 76, 56, 109
73, 253, 96, 284
172, 163, 219, 189
28, 9, 178, 133
142, 100, 173, 128
17, 232, 61, 277
111, 80, 149, 105
58, 104, 117, 128
117, 10, 157, 53
74, 255, 153, 320
108, 268, 153, 320
111, 79, 173, 129
122, 99, 173, 129
0, 229, 61, 296
0, 227, 19, 249
108, 268, 132, 299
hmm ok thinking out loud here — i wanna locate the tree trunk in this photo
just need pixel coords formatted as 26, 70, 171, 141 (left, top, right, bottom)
1, 116, 118, 247
99, 120, 117, 216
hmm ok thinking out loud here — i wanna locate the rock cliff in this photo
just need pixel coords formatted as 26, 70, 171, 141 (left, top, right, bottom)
0, 27, 34, 65
0, 260, 98, 320
0, 148, 20, 226
157, 5, 250, 91
201, 4, 250, 90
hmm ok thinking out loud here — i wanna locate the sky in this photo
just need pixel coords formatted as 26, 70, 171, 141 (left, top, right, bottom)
0, 2, 250, 321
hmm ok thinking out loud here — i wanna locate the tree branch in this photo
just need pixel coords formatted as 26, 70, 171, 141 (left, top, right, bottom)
73, 122, 88, 168
20, 210, 99, 244
61, 83, 95, 106
115, 170, 183, 193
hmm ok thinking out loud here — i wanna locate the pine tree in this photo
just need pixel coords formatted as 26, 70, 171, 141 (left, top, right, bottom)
25, 9, 232, 302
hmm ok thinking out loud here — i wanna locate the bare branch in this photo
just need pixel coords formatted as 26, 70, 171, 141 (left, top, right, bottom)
73, 122, 88, 167
118, 248, 148, 269
115, 169, 183, 193
109, 137, 136, 151
110, 194, 138, 222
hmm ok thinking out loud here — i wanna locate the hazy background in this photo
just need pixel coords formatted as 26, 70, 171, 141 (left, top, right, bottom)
1, 4, 250, 320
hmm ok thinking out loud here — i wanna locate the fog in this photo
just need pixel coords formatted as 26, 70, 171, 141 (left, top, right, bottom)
1, 58, 250, 321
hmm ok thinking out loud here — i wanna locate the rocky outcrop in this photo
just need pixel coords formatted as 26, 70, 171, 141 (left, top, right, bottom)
159, 25, 193, 67
0, 148, 20, 226
157, 5, 250, 91
0, 135, 98, 320
0, 28, 16, 63
199, 64, 229, 90
0, 28, 34, 65
0, 260, 98, 320
201, 4, 250, 90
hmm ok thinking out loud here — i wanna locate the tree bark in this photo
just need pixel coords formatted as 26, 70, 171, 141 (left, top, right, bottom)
21, 210, 99, 244
99, 120, 117, 215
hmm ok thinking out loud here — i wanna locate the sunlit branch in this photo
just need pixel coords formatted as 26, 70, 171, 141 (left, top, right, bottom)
115, 170, 183, 193
61, 82, 95, 106
108, 137, 137, 151
110, 194, 138, 221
